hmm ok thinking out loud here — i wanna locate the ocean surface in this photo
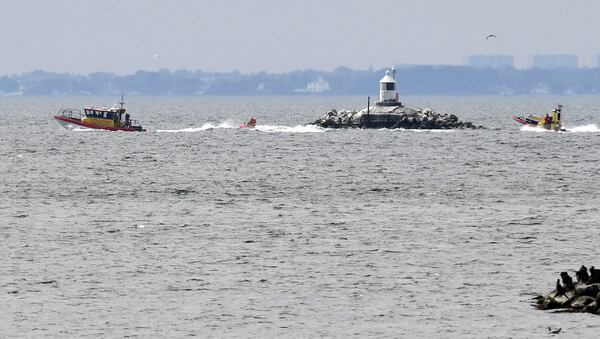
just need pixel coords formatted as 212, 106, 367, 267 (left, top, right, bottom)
1, 95, 600, 338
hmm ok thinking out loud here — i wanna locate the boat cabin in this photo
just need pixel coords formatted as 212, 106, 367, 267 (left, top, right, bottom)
84, 108, 121, 120
82, 103, 130, 127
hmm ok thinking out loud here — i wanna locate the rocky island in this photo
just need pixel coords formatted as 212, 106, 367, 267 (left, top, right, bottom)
535, 265, 600, 315
311, 69, 483, 130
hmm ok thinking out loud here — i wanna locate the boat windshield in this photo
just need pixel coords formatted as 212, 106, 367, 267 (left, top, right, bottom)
85, 109, 115, 119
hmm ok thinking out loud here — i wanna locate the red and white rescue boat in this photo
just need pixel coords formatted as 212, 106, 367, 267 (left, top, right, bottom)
54, 96, 145, 132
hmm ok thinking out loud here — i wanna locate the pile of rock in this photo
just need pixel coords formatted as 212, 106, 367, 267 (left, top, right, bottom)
535, 265, 600, 314
310, 105, 483, 129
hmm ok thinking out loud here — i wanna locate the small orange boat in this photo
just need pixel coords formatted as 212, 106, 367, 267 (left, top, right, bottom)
240, 117, 257, 129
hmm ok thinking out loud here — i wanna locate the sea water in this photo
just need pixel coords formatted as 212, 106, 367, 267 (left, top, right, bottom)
1, 96, 600, 338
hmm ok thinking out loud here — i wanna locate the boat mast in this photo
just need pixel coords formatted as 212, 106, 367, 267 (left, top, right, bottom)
119, 93, 125, 111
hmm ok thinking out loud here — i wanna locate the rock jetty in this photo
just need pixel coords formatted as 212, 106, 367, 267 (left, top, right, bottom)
310, 68, 483, 129
535, 265, 600, 315
311, 106, 482, 129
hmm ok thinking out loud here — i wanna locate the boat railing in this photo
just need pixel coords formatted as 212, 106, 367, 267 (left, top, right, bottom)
58, 108, 83, 119
129, 119, 143, 127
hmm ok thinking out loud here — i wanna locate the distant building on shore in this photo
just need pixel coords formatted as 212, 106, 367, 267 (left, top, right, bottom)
468, 55, 514, 68
533, 54, 579, 69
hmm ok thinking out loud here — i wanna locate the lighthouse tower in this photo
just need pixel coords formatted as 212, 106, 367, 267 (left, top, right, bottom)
377, 68, 400, 106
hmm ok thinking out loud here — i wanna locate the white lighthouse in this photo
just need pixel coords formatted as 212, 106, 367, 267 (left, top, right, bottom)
377, 68, 400, 106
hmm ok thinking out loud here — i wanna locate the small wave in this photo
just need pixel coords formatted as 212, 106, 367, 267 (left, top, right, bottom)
255, 124, 325, 133
520, 125, 549, 133
394, 128, 455, 133
565, 124, 600, 133
520, 124, 600, 133
157, 122, 325, 133
157, 121, 238, 133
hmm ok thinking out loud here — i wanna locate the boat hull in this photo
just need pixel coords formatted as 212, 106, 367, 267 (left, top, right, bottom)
54, 115, 145, 132
512, 115, 534, 126
512, 115, 567, 132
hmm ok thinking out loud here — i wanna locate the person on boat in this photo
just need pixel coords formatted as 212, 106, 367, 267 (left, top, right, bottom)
543, 113, 550, 126
125, 113, 130, 127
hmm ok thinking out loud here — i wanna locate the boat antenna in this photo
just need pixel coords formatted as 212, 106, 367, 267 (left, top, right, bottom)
119, 93, 125, 110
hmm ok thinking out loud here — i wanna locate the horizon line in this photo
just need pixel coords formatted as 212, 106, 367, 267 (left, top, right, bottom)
3, 64, 599, 77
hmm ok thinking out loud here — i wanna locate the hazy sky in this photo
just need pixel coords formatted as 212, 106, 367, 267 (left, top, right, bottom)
1, 0, 599, 75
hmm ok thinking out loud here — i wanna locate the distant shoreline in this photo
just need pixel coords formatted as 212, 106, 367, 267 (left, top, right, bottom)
2, 66, 600, 96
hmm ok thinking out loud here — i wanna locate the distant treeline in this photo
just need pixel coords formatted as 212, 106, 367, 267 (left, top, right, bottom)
2, 66, 600, 96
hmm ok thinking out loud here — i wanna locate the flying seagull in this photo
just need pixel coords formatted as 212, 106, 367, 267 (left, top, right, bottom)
486, 34, 496, 40
153, 54, 160, 59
